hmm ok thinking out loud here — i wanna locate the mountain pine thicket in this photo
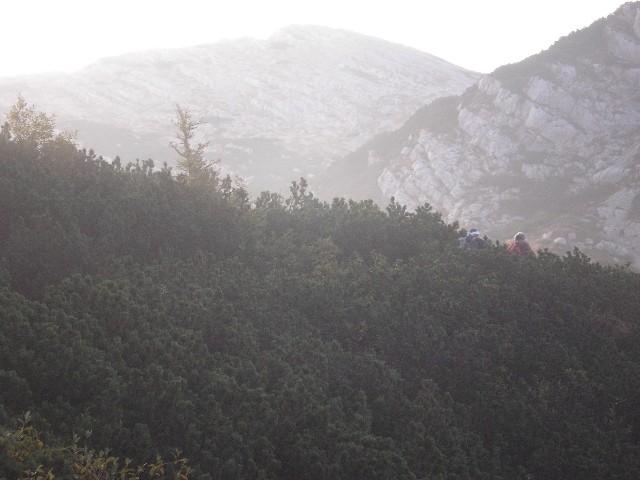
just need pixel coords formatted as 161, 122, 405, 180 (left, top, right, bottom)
1, 101, 640, 480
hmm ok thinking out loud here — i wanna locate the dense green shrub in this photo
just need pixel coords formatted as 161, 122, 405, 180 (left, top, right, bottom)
1, 109, 639, 479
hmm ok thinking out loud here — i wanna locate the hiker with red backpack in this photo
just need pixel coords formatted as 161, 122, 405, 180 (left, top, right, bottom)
506, 232, 534, 259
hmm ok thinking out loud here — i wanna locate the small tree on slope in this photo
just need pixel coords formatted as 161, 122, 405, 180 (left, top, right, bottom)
169, 105, 217, 186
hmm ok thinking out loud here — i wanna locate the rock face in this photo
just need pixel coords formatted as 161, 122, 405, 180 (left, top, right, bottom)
0, 25, 478, 194
374, 3, 640, 269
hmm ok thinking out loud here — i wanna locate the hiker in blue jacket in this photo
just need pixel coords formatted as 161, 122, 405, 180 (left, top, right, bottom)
459, 228, 486, 251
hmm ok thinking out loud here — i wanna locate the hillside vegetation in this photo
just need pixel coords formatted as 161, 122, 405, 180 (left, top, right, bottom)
1, 103, 640, 479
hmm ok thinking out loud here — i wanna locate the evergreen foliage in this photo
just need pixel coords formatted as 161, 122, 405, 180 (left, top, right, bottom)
1, 100, 640, 479
169, 105, 217, 187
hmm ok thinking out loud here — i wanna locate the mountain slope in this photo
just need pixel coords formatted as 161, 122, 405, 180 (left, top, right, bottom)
0, 25, 478, 194
2, 127, 640, 479
344, 2, 640, 268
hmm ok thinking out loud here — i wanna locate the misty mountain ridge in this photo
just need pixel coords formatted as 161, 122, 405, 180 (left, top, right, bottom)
326, 2, 640, 269
0, 25, 478, 194
3, 17, 640, 477
2, 8, 639, 270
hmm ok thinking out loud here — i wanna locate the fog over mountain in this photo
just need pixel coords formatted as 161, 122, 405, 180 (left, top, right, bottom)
2, 5, 639, 269
0, 25, 477, 194
326, 2, 640, 269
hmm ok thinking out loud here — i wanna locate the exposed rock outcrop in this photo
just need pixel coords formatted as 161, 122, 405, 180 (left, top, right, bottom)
378, 3, 640, 268
0, 25, 478, 195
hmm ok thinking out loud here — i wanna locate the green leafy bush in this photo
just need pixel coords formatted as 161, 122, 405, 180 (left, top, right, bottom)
1, 100, 639, 479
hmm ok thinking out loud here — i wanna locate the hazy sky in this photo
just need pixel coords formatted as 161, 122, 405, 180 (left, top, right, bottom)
1, 0, 626, 77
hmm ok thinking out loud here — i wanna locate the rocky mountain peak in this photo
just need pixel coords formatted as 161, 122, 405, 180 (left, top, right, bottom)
0, 25, 478, 194
372, 2, 640, 268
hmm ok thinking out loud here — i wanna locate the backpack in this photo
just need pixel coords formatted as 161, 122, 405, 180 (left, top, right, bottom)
467, 235, 486, 250
460, 234, 485, 250
507, 240, 529, 256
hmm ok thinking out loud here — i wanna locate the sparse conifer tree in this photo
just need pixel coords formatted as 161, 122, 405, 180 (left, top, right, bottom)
169, 105, 217, 186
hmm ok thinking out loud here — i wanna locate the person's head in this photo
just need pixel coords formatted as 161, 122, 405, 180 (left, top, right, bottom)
515, 232, 526, 241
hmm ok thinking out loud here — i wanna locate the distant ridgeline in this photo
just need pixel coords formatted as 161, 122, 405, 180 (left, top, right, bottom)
1, 104, 640, 479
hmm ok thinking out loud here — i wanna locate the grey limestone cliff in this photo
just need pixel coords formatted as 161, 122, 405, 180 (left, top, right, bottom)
377, 2, 640, 268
